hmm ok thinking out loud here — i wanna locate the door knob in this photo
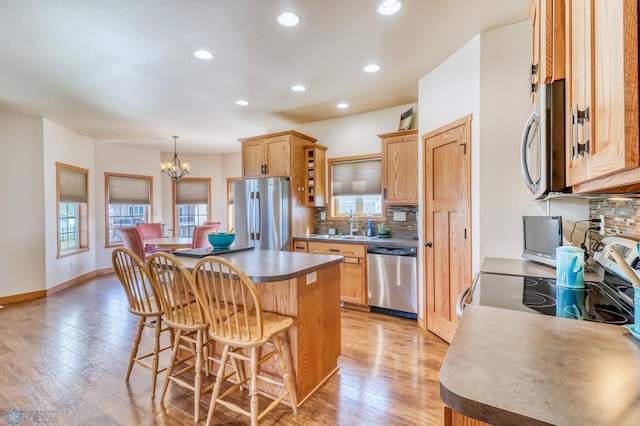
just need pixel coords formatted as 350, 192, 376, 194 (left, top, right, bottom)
424, 241, 433, 248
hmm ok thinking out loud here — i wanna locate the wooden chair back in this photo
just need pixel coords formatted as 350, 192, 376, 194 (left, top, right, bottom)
191, 225, 221, 249
192, 256, 264, 345
112, 247, 161, 316
146, 252, 203, 327
117, 227, 147, 261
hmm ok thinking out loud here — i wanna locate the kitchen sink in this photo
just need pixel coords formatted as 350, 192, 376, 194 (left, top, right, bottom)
310, 234, 377, 241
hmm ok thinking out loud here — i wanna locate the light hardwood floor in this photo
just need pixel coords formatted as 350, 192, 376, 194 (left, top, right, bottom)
0, 273, 449, 425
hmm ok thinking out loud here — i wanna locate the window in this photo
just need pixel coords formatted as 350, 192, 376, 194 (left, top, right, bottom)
105, 173, 152, 246
57, 162, 89, 257
328, 154, 384, 219
174, 178, 211, 237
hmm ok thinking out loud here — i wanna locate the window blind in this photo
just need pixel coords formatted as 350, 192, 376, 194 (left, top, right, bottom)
332, 158, 382, 196
176, 179, 209, 204
59, 166, 88, 203
107, 175, 151, 204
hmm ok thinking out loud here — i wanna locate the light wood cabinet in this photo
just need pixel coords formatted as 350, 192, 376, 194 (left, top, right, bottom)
305, 241, 368, 306
303, 144, 327, 207
239, 131, 319, 243
444, 407, 491, 426
240, 135, 291, 177
379, 129, 418, 205
528, 0, 566, 100
565, 0, 639, 192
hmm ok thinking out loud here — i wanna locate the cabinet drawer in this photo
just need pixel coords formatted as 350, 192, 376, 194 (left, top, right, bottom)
343, 257, 361, 264
307, 242, 366, 258
293, 241, 308, 252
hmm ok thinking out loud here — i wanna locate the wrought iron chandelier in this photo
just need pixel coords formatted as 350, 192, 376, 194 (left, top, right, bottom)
160, 136, 191, 181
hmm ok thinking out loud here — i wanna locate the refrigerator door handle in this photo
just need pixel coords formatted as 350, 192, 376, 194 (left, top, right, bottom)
254, 191, 261, 241
249, 191, 256, 241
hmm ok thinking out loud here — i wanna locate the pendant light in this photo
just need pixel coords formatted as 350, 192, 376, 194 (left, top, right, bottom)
160, 136, 191, 181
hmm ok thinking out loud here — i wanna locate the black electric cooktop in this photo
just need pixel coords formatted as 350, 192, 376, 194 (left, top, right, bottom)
469, 272, 634, 324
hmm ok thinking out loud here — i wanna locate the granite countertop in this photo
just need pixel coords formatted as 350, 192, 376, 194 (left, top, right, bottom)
293, 234, 419, 248
174, 248, 343, 283
439, 256, 640, 425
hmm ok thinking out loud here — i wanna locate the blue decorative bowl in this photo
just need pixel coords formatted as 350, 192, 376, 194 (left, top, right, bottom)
207, 233, 236, 250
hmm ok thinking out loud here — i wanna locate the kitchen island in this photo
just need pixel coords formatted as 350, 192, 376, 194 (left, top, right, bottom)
175, 249, 343, 405
439, 257, 640, 425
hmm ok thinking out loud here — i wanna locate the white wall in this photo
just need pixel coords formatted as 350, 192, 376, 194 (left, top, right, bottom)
43, 119, 96, 289
293, 103, 418, 158
94, 142, 163, 269
0, 111, 45, 298
478, 20, 550, 260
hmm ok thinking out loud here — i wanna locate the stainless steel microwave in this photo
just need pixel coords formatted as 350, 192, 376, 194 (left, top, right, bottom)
520, 80, 569, 199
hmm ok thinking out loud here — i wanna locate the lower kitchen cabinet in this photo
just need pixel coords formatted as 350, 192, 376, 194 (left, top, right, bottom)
444, 407, 491, 426
298, 240, 368, 307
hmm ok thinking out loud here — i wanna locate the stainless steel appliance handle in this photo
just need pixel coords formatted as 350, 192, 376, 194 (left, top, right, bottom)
455, 286, 471, 319
520, 111, 539, 193
253, 191, 262, 240
249, 191, 256, 240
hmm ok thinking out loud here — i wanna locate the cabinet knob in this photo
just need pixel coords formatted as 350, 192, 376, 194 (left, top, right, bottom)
424, 241, 433, 248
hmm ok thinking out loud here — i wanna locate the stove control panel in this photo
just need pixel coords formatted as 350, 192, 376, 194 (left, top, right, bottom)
593, 235, 640, 282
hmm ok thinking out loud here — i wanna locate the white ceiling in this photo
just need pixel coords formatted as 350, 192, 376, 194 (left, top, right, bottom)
0, 0, 528, 154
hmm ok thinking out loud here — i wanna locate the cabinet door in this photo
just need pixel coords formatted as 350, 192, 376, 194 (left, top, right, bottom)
565, 0, 590, 185
242, 140, 265, 177
566, 0, 639, 187
340, 257, 367, 305
587, 0, 639, 180
383, 135, 418, 204
264, 137, 291, 177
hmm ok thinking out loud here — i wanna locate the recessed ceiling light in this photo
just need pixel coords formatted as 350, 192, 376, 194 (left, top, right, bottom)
193, 49, 214, 60
363, 64, 381, 73
236, 100, 249, 106
377, 0, 402, 16
291, 85, 306, 92
278, 12, 300, 27
337, 103, 349, 109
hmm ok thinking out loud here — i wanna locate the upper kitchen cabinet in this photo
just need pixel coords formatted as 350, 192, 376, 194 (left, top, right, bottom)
565, 0, 639, 192
380, 129, 419, 205
529, 0, 566, 100
239, 131, 317, 178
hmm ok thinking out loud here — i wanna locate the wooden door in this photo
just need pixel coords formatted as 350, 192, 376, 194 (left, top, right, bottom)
380, 130, 419, 204
264, 136, 291, 177
423, 115, 472, 344
242, 140, 265, 177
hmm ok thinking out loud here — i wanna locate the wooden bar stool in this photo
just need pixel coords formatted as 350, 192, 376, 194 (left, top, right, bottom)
111, 248, 171, 397
192, 256, 298, 426
146, 252, 215, 421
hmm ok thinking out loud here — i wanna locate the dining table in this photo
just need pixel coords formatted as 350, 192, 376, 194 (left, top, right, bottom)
144, 237, 192, 250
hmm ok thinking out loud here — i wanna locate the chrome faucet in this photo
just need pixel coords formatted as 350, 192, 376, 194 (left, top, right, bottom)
349, 210, 358, 236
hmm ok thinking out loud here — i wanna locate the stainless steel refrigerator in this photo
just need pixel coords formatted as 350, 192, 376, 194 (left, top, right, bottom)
229, 177, 290, 251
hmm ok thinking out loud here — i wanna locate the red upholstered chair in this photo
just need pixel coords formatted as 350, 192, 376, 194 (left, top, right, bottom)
136, 223, 164, 253
203, 221, 221, 230
117, 227, 147, 261
191, 225, 221, 249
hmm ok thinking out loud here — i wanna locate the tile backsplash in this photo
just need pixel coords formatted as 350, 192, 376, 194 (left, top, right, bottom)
589, 197, 640, 242
314, 205, 418, 238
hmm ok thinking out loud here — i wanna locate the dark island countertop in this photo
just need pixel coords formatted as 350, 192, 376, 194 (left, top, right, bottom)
175, 248, 343, 283
439, 257, 640, 425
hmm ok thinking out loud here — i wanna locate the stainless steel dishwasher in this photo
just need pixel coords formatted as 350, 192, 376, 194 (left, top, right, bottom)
367, 245, 417, 318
